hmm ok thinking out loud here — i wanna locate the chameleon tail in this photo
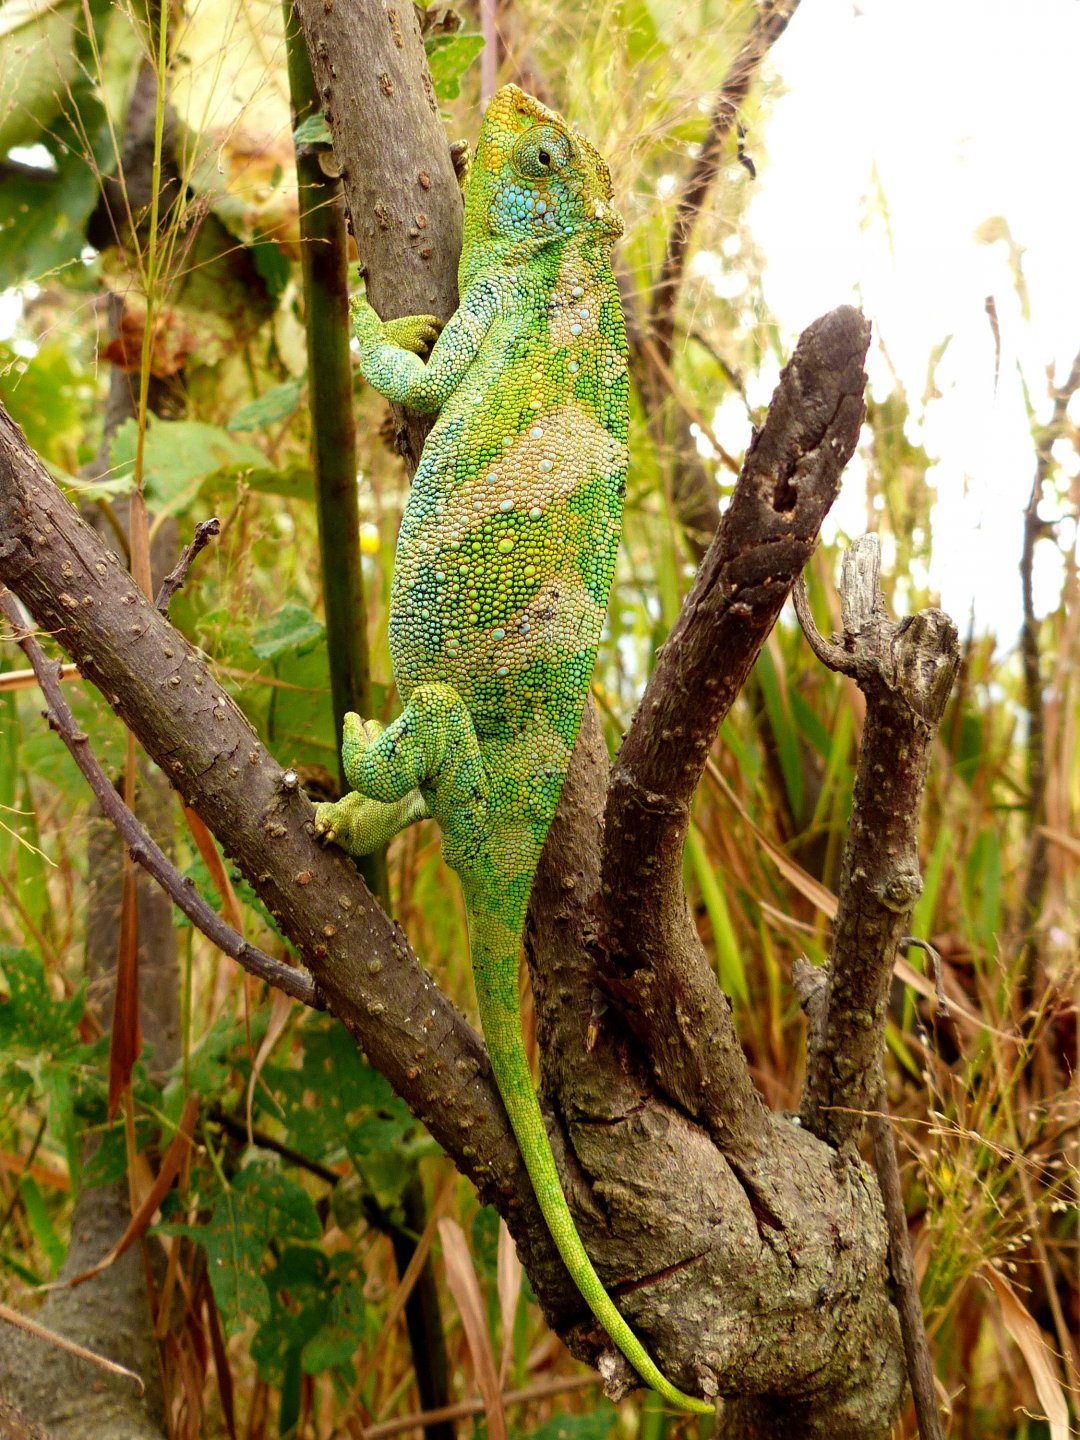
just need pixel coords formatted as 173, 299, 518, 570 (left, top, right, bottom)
467, 903, 713, 1415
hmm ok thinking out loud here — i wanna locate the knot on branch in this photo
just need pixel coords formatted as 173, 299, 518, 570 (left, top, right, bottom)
795, 535, 960, 723
891, 609, 959, 722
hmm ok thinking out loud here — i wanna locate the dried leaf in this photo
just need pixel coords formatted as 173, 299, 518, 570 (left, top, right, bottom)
982, 1262, 1069, 1440
246, 987, 293, 1142
0, 1300, 144, 1392
496, 1219, 522, 1387
438, 1217, 507, 1440
107, 851, 141, 1121
69, 1092, 200, 1287
184, 804, 243, 931
203, 1273, 238, 1440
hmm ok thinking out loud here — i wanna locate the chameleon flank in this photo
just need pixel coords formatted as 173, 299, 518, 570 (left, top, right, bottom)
315, 84, 711, 1414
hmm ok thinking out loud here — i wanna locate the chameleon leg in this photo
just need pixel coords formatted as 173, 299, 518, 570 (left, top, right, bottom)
320, 686, 491, 860
314, 716, 429, 859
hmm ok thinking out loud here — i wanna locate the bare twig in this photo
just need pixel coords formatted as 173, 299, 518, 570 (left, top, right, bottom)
796, 535, 959, 1148
154, 516, 220, 614
868, 1101, 946, 1440
0, 589, 319, 1009
649, 0, 802, 368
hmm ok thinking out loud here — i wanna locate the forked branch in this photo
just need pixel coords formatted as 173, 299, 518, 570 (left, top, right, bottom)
601, 305, 870, 1160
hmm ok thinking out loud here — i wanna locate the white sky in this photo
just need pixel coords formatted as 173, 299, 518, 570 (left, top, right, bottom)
743, 0, 1080, 642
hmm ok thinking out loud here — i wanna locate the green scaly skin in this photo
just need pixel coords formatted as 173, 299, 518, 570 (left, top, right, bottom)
315, 84, 711, 1414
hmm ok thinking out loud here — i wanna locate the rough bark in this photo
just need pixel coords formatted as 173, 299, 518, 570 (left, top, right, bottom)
293, 0, 463, 469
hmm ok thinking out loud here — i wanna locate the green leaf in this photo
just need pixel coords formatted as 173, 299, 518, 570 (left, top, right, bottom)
0, 149, 99, 289
424, 33, 484, 101
0, 947, 83, 1052
292, 113, 332, 147
530, 1411, 614, 1440
167, 1162, 321, 1336
109, 417, 268, 512
250, 604, 324, 660
265, 1016, 415, 1172
251, 1245, 365, 1384
228, 379, 303, 432
19, 1175, 65, 1275
686, 823, 747, 1005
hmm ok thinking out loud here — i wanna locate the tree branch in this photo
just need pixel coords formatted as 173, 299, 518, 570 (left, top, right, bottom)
293, 0, 464, 472
797, 535, 959, 1147
602, 306, 870, 1160
0, 407, 582, 1332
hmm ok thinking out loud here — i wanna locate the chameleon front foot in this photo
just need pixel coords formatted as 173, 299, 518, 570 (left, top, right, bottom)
382, 313, 442, 357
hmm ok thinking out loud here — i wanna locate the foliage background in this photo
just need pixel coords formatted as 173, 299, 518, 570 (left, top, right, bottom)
0, 0, 1076, 1437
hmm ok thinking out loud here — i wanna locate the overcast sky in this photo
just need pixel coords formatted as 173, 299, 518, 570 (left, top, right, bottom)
743, 0, 1080, 641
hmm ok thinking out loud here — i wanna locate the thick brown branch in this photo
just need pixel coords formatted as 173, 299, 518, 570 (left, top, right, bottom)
602, 306, 870, 1158
0, 406, 581, 1333
798, 536, 959, 1147
649, 0, 802, 369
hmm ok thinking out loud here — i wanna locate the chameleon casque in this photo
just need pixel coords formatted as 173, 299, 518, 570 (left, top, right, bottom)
315, 84, 711, 1413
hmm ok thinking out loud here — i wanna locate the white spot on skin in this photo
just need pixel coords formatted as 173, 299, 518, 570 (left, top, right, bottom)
539, 459, 553, 472
492, 628, 506, 640
530, 426, 543, 438
570, 323, 582, 335
500, 499, 513, 511
571, 285, 584, 298
579, 308, 589, 318
497, 665, 509, 676
529, 506, 542, 520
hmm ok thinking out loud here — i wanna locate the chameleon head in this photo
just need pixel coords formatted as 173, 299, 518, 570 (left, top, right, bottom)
464, 84, 623, 256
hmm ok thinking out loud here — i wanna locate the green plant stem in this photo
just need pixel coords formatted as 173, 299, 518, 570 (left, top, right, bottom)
283, 0, 387, 904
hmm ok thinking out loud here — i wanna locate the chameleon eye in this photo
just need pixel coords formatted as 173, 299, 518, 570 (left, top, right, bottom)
511, 125, 570, 179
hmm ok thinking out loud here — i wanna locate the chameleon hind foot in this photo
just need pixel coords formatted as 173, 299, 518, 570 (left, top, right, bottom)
314, 788, 427, 858
382, 313, 443, 357
314, 714, 428, 858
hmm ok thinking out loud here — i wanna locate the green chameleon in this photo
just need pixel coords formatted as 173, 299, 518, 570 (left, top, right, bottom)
315, 84, 711, 1414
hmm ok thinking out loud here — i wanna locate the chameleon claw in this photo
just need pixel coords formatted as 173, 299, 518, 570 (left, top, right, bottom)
382, 314, 443, 357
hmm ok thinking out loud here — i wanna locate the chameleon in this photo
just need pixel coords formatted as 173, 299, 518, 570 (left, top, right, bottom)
315, 83, 711, 1414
